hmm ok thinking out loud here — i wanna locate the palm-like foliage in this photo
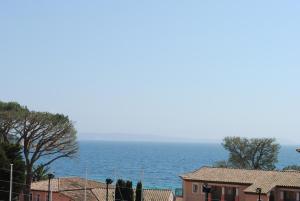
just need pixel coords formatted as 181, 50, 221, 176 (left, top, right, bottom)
32, 164, 50, 181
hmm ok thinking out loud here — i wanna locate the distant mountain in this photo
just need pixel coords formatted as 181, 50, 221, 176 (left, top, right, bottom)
77, 132, 220, 143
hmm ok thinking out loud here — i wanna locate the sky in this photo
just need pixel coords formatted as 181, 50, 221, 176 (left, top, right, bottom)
0, 1, 300, 144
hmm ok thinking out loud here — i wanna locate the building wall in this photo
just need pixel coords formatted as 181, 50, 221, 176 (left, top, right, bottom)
19, 191, 72, 201
182, 180, 252, 201
243, 194, 268, 201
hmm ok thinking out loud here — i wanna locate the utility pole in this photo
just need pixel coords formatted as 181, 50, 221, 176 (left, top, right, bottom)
47, 173, 54, 201
141, 168, 144, 201
84, 167, 87, 201
9, 164, 13, 201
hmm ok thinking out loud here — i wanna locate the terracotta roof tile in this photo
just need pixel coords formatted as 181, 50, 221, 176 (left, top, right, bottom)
31, 177, 106, 192
61, 189, 99, 201
91, 188, 174, 201
180, 167, 300, 194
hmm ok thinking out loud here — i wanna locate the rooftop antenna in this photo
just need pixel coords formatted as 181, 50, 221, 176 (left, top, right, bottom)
84, 166, 87, 201
141, 167, 144, 201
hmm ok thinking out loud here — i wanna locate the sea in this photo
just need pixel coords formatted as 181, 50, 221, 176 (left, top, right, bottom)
49, 141, 300, 190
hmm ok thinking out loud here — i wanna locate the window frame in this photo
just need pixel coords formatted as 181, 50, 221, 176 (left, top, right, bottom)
192, 183, 199, 194
36, 194, 40, 201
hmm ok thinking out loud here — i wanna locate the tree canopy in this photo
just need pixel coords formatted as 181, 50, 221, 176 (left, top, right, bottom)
0, 100, 78, 201
215, 136, 280, 170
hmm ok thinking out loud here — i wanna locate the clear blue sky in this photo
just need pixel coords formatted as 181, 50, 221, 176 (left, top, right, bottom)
1, 1, 300, 144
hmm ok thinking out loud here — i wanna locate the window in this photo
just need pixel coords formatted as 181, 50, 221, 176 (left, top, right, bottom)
35, 194, 40, 201
192, 183, 199, 193
29, 193, 32, 201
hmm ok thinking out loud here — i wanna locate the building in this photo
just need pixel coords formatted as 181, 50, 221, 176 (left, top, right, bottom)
179, 166, 300, 201
20, 177, 174, 201
20, 177, 107, 201
92, 188, 174, 201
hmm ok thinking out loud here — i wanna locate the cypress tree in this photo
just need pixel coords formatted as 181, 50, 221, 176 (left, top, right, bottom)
115, 179, 123, 201
125, 181, 133, 201
135, 181, 142, 201
121, 180, 127, 201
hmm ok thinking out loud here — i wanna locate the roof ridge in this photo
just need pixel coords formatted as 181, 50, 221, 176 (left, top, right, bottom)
200, 166, 300, 174
143, 188, 172, 191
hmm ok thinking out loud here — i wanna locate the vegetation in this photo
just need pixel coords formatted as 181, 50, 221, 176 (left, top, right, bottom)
0, 101, 78, 201
214, 136, 280, 170
125, 181, 133, 201
115, 179, 133, 201
282, 165, 300, 171
32, 164, 50, 182
0, 143, 25, 201
135, 181, 143, 201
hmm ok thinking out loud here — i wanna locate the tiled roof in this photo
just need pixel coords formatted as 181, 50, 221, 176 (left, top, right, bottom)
31, 177, 107, 192
61, 189, 99, 201
142, 189, 173, 201
31, 178, 173, 201
180, 167, 300, 194
92, 188, 174, 201
91, 188, 115, 201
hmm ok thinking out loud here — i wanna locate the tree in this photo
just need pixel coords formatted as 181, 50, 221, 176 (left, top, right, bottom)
0, 143, 25, 201
32, 164, 50, 182
0, 101, 78, 201
115, 179, 134, 201
282, 165, 300, 171
135, 181, 143, 201
125, 181, 133, 201
115, 179, 124, 201
0, 102, 26, 143
216, 137, 280, 170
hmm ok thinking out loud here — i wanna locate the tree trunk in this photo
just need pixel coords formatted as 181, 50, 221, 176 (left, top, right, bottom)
23, 169, 32, 201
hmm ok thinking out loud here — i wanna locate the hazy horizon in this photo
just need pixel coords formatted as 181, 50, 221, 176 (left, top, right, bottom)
1, 1, 300, 144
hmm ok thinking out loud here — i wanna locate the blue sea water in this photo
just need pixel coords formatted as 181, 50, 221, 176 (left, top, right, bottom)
49, 141, 300, 190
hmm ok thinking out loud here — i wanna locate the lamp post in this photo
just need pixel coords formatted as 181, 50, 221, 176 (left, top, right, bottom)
256, 188, 262, 201
202, 183, 211, 201
106, 178, 113, 201
47, 173, 54, 201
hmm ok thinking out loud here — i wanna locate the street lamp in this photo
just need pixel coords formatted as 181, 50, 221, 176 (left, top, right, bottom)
106, 178, 113, 201
202, 183, 211, 201
47, 173, 54, 201
256, 188, 262, 201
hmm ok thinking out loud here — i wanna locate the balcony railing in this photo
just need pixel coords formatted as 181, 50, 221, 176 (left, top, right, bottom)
175, 188, 183, 197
